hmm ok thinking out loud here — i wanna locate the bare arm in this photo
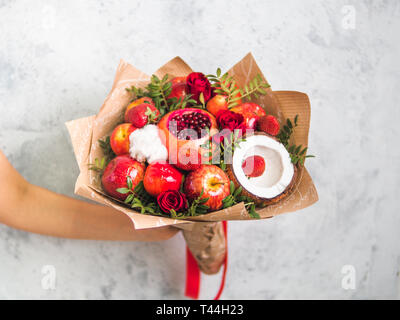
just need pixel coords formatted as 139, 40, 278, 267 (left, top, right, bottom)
0, 151, 178, 241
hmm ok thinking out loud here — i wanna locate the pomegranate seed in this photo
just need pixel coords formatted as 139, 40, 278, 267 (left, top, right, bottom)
170, 111, 211, 140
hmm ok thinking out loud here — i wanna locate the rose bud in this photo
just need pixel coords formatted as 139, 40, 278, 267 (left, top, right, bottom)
186, 72, 212, 104
157, 190, 188, 215
216, 110, 245, 131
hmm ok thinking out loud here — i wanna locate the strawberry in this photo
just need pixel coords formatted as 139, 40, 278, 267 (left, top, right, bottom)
126, 103, 160, 128
124, 97, 155, 122
242, 155, 265, 178
258, 115, 280, 136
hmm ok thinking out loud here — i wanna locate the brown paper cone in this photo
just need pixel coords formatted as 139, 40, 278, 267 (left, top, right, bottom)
182, 222, 226, 275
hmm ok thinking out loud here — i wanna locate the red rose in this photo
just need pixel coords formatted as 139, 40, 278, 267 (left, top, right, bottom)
157, 190, 188, 214
213, 110, 246, 144
186, 72, 212, 104
216, 110, 244, 131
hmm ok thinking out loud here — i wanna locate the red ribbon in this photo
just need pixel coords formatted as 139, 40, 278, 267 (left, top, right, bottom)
185, 221, 228, 300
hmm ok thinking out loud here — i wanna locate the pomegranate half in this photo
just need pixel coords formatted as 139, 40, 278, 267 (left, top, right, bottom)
158, 108, 218, 171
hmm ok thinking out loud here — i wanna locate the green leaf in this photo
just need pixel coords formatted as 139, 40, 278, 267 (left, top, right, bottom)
223, 202, 231, 209
170, 209, 177, 218
163, 82, 172, 91
257, 88, 267, 95
116, 188, 131, 194
237, 74, 270, 101
146, 207, 155, 214
230, 181, 235, 194
199, 197, 210, 204
199, 92, 205, 105
127, 176, 133, 190
124, 194, 134, 204
233, 186, 242, 197
222, 196, 230, 203
220, 162, 226, 171
248, 204, 260, 219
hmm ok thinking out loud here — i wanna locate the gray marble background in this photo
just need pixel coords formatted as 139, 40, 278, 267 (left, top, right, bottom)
0, 0, 399, 299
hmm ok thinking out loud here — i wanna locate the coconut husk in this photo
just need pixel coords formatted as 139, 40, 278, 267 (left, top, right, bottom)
226, 132, 299, 207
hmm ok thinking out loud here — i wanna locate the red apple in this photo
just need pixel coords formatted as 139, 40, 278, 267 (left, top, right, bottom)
230, 102, 266, 130
143, 161, 183, 197
206, 94, 228, 117
101, 155, 145, 200
167, 76, 187, 101
124, 97, 154, 122
170, 76, 186, 85
110, 123, 137, 155
184, 165, 230, 211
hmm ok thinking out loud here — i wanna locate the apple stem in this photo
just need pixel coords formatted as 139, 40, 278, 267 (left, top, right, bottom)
211, 182, 225, 187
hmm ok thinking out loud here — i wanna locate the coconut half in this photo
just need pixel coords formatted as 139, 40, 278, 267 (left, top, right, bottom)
227, 133, 297, 206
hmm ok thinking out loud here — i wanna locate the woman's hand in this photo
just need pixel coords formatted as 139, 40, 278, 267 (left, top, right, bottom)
0, 150, 179, 241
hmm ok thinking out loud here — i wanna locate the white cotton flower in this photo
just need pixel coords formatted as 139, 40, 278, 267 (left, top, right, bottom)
129, 124, 168, 163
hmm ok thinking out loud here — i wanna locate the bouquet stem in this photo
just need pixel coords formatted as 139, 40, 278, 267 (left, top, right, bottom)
182, 222, 226, 275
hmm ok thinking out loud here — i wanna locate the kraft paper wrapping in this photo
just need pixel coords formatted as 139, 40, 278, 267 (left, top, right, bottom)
66, 53, 318, 274
182, 222, 226, 275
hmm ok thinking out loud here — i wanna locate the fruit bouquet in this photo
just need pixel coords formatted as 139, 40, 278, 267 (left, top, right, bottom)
66, 53, 318, 296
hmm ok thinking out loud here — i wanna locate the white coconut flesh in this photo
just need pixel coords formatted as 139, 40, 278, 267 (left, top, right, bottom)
233, 135, 294, 199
